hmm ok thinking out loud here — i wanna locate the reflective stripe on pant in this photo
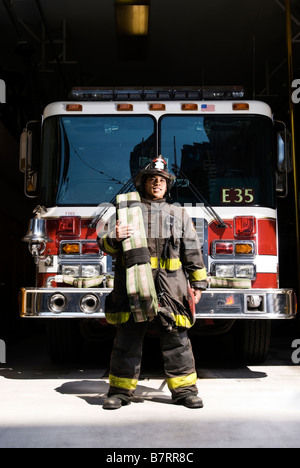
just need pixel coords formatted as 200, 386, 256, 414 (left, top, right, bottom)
159, 323, 198, 399
108, 320, 147, 398
108, 317, 198, 400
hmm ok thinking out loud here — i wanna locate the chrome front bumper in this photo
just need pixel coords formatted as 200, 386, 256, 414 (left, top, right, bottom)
20, 287, 297, 320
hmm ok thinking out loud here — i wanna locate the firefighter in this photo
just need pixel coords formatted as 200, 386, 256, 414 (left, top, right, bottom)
98, 156, 207, 409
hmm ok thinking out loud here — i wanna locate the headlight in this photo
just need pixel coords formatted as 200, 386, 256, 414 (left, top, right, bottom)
82, 265, 101, 278
215, 264, 235, 277
212, 263, 256, 279
61, 265, 80, 276
60, 264, 101, 278
235, 264, 255, 279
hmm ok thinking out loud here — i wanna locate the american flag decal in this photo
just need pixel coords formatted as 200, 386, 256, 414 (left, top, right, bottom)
201, 104, 215, 112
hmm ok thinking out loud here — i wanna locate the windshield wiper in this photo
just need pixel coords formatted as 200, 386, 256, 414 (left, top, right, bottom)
172, 163, 229, 229
89, 176, 135, 228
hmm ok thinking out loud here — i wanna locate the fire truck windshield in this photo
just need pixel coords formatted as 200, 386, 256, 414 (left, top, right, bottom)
39, 115, 156, 206
39, 112, 275, 209
160, 114, 275, 208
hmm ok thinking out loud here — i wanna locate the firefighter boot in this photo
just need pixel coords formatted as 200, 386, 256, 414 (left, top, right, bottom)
103, 395, 131, 410
176, 395, 204, 409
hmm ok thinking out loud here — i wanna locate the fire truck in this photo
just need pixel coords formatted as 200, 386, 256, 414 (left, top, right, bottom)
19, 86, 297, 363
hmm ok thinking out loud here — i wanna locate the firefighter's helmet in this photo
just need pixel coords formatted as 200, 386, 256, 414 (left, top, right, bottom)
134, 156, 176, 194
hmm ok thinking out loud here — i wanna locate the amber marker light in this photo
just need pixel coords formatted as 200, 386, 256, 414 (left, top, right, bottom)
117, 103, 134, 111
232, 103, 249, 111
62, 243, 80, 254
235, 243, 254, 255
66, 104, 83, 111
149, 103, 166, 111
181, 103, 198, 111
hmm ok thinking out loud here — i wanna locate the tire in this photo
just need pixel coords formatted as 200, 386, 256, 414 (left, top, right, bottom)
233, 319, 271, 364
46, 319, 83, 363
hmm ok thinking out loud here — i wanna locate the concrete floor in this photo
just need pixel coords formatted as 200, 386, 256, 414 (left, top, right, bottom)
0, 329, 300, 449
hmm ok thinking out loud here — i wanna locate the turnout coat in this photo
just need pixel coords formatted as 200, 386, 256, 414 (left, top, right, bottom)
98, 197, 207, 329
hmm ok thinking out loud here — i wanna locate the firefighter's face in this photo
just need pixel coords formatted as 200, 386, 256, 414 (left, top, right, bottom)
144, 175, 167, 200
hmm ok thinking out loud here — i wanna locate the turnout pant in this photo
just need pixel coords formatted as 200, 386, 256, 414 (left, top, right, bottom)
107, 318, 198, 401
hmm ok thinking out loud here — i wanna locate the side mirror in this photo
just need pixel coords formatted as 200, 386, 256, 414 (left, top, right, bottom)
277, 129, 292, 173
19, 120, 41, 197
274, 122, 292, 198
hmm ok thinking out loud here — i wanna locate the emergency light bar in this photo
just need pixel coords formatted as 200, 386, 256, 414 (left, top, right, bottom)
70, 86, 245, 101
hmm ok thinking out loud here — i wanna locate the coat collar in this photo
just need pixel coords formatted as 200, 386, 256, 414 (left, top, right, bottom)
141, 197, 166, 205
